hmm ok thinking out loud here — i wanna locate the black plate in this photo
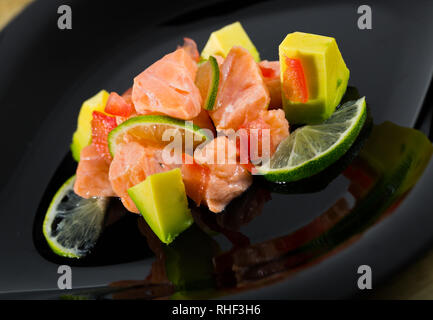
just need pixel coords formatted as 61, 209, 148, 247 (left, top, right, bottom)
1, 0, 433, 299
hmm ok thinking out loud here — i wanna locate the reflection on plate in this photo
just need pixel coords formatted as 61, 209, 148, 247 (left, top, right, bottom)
33, 113, 433, 299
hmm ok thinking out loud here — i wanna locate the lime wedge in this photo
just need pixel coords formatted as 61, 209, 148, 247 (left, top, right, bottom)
108, 115, 212, 157
195, 56, 220, 110
259, 97, 367, 182
43, 176, 108, 258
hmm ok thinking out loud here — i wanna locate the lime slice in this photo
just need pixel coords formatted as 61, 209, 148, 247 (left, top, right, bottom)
195, 56, 220, 110
260, 97, 367, 182
43, 176, 108, 258
108, 115, 212, 157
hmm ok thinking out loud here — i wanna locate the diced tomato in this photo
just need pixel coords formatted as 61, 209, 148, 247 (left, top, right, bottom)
283, 57, 308, 103
259, 62, 279, 78
105, 92, 134, 117
122, 88, 133, 105
91, 111, 117, 161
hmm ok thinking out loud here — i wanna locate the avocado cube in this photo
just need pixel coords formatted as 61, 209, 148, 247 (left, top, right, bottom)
279, 32, 350, 124
164, 224, 217, 291
127, 168, 193, 244
201, 21, 260, 62
359, 122, 433, 195
71, 90, 110, 161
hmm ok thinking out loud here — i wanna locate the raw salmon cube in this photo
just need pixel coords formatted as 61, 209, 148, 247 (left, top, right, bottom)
132, 48, 202, 120
259, 60, 282, 109
210, 46, 270, 131
194, 136, 252, 213
109, 142, 173, 213
74, 144, 116, 198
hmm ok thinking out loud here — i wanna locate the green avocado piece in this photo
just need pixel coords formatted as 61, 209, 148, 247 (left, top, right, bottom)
359, 121, 433, 195
279, 32, 350, 124
127, 168, 193, 244
201, 21, 260, 62
164, 224, 219, 292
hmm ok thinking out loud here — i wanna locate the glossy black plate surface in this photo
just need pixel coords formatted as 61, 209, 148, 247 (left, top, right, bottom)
0, 0, 433, 299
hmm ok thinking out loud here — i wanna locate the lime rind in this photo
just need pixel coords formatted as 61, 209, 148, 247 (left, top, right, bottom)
108, 115, 212, 157
260, 97, 367, 182
43, 175, 108, 258
203, 56, 220, 111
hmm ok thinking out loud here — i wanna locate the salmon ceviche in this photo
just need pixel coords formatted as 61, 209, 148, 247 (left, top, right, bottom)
45, 22, 367, 252
74, 31, 289, 215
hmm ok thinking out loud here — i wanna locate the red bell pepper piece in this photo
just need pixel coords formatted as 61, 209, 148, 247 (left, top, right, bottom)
104, 92, 134, 117
283, 57, 309, 103
91, 111, 117, 161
